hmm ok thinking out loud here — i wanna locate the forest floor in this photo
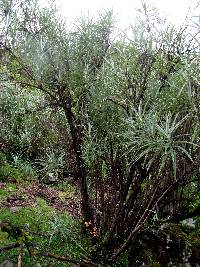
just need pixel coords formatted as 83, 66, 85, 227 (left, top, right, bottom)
0, 178, 87, 267
0, 180, 80, 217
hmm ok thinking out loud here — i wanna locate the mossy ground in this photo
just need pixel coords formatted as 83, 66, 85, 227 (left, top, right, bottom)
0, 180, 88, 267
0, 152, 89, 266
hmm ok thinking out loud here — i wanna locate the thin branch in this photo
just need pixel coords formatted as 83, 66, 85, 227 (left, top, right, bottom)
0, 244, 96, 266
0, 243, 20, 252
14, 81, 59, 106
105, 97, 129, 114
18, 243, 23, 267
18, 254, 22, 267
0, 42, 35, 79
111, 188, 157, 261
38, 252, 98, 267
153, 183, 174, 208
133, 188, 158, 231
0, 42, 60, 104
154, 176, 199, 212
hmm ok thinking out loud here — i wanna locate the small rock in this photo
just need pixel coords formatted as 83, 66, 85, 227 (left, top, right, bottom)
7, 177, 17, 183
0, 260, 13, 267
9, 206, 22, 213
0, 183, 5, 189
182, 218, 196, 229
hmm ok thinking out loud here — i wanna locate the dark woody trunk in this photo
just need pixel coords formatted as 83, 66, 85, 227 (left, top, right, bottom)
62, 102, 93, 223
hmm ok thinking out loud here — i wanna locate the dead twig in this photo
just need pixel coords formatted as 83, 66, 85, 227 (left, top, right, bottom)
38, 252, 99, 267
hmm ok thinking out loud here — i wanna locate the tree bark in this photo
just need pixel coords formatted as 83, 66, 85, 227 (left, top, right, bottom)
63, 103, 93, 223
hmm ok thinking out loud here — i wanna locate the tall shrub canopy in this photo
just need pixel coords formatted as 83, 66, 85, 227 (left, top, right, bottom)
0, 0, 200, 265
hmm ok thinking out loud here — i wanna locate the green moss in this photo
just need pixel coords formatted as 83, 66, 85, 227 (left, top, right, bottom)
116, 252, 129, 266
160, 223, 188, 240
5, 183, 17, 192
152, 262, 160, 267
0, 198, 53, 231
55, 182, 78, 195
0, 231, 9, 244
0, 198, 89, 267
0, 188, 9, 200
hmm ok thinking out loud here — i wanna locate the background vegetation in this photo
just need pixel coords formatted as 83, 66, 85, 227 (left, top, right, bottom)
0, 0, 200, 266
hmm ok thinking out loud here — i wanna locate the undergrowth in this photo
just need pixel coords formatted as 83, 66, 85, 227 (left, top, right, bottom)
0, 198, 89, 266
0, 152, 88, 266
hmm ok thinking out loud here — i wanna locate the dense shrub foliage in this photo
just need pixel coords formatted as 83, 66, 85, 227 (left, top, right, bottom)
0, 0, 200, 266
